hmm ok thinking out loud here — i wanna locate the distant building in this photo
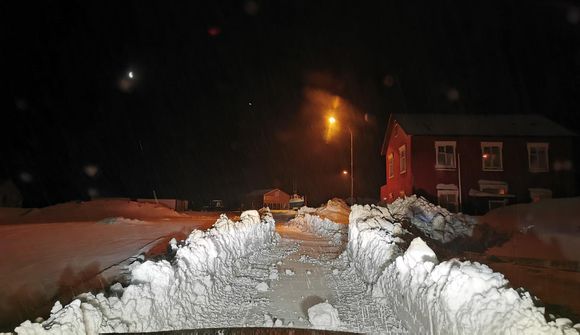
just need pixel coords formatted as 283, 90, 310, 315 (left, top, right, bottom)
0, 179, 23, 207
136, 198, 189, 211
380, 114, 577, 214
242, 188, 290, 210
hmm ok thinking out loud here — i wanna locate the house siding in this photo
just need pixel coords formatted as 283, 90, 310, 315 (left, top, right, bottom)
411, 135, 575, 214
380, 123, 413, 201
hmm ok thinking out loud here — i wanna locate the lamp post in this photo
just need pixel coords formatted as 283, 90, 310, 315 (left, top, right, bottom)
328, 116, 354, 201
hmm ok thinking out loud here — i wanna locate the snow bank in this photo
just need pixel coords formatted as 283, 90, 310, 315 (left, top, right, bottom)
308, 302, 341, 328
15, 210, 277, 334
389, 195, 476, 243
289, 213, 345, 245
347, 204, 578, 335
298, 198, 350, 224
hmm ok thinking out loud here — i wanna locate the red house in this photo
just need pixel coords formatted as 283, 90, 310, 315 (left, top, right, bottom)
380, 114, 577, 214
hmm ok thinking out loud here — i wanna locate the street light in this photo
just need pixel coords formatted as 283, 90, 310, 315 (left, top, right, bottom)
327, 116, 354, 201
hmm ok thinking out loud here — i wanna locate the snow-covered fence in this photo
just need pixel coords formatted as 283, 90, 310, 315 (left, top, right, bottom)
347, 204, 578, 335
16, 210, 278, 334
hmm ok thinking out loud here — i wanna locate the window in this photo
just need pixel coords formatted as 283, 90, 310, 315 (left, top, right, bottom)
481, 142, 503, 171
437, 190, 458, 212
435, 141, 456, 169
399, 145, 406, 174
388, 153, 394, 178
527, 143, 549, 172
479, 180, 508, 195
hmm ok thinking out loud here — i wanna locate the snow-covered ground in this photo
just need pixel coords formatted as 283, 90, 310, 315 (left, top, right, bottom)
482, 197, 580, 262
0, 200, 226, 331
7, 197, 580, 334
348, 203, 579, 334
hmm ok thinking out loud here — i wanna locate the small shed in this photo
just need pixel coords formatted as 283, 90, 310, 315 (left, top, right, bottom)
243, 188, 290, 210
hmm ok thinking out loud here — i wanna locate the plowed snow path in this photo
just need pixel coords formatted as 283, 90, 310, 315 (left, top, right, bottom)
191, 223, 406, 333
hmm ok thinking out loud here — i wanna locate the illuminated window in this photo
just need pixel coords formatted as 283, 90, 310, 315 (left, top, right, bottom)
481, 142, 503, 171
527, 143, 549, 172
434, 141, 456, 169
399, 145, 406, 174
388, 153, 394, 178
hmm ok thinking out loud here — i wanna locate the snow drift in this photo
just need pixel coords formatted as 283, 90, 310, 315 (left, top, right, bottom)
15, 210, 277, 334
347, 203, 578, 335
388, 195, 476, 243
289, 213, 345, 245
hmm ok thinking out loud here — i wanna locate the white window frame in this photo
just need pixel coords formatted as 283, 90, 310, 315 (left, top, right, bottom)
437, 189, 458, 212
399, 145, 407, 174
388, 153, 394, 179
481, 142, 503, 171
478, 180, 508, 195
434, 141, 456, 169
527, 143, 549, 173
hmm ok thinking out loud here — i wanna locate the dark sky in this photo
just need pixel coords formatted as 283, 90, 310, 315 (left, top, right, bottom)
3, 1, 580, 207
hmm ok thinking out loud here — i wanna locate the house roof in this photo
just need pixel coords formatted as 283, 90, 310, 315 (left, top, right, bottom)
393, 113, 577, 137
382, 113, 576, 155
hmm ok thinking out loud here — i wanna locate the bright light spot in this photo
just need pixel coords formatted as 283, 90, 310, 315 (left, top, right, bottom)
328, 116, 336, 124
248, 102, 253, 106
482, 154, 489, 159
128, 71, 134, 79
19, 172, 32, 183
84, 165, 99, 178
447, 88, 460, 101
342, 170, 348, 175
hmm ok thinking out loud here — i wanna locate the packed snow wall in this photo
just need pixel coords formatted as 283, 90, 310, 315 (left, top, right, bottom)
16, 210, 278, 334
288, 213, 345, 245
347, 204, 578, 335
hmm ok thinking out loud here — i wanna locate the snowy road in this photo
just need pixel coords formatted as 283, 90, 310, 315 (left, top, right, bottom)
183, 221, 406, 333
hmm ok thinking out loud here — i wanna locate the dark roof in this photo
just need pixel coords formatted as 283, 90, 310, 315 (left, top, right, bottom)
393, 113, 577, 137
381, 113, 577, 155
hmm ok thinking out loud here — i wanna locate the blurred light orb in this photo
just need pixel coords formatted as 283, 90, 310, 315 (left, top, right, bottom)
244, 0, 259, 15
15, 98, 28, 110
342, 170, 348, 175
328, 116, 336, 124
567, 7, 579, 24
383, 75, 395, 87
208, 26, 221, 37
84, 164, 99, 178
88, 188, 99, 198
19, 172, 33, 183
447, 88, 460, 101
128, 71, 134, 79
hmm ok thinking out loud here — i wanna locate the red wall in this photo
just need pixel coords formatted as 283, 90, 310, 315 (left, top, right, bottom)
380, 123, 413, 201
410, 135, 576, 210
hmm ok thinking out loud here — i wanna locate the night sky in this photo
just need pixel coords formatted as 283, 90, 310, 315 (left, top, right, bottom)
3, 1, 580, 207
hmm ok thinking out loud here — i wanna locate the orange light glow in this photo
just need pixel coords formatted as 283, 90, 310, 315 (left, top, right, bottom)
328, 116, 336, 125
482, 153, 489, 159
342, 170, 348, 175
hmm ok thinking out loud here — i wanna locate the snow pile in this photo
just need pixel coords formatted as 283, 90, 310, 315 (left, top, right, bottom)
389, 195, 476, 243
96, 217, 145, 225
347, 204, 579, 335
289, 213, 345, 245
308, 302, 341, 328
15, 210, 277, 334
298, 198, 350, 224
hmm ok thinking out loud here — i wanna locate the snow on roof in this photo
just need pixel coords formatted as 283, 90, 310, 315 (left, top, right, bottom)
392, 113, 577, 137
